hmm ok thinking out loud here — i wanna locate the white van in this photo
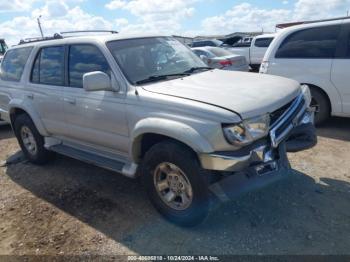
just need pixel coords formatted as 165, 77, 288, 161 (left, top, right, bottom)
260, 18, 350, 124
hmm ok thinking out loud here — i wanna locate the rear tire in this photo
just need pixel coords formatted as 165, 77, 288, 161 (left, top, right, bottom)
141, 141, 210, 227
13, 114, 52, 165
310, 87, 330, 125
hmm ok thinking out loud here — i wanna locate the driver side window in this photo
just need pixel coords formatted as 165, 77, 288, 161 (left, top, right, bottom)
68, 44, 111, 88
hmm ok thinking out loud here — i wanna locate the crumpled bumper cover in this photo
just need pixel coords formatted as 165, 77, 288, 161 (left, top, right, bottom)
209, 142, 291, 201
204, 121, 317, 202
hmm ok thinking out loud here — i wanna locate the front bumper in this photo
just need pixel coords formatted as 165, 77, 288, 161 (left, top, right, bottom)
199, 108, 317, 201
209, 142, 291, 202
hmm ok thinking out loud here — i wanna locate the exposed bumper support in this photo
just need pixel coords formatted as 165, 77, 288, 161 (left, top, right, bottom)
209, 143, 291, 202
200, 108, 317, 202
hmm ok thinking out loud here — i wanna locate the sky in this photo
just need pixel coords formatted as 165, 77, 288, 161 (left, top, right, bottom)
0, 0, 349, 45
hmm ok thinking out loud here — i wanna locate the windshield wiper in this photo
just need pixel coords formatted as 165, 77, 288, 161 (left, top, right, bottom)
135, 73, 190, 85
183, 67, 212, 74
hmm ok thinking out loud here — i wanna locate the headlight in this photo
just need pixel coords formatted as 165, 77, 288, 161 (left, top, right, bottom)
301, 85, 312, 106
223, 114, 270, 146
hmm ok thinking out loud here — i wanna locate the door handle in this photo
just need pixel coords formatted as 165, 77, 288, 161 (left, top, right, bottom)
27, 93, 34, 99
64, 97, 76, 105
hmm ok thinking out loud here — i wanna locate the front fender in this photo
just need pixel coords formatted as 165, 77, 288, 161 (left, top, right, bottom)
9, 99, 49, 136
131, 118, 215, 161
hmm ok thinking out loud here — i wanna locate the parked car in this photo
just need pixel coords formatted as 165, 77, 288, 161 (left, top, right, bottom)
191, 39, 228, 48
260, 18, 350, 124
0, 33, 316, 226
192, 47, 249, 71
230, 34, 275, 71
0, 39, 8, 64
0, 39, 8, 124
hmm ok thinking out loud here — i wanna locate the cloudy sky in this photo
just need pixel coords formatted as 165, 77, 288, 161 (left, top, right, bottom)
1, 0, 349, 45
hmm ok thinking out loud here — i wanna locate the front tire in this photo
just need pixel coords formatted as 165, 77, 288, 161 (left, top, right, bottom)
141, 141, 210, 227
13, 114, 52, 165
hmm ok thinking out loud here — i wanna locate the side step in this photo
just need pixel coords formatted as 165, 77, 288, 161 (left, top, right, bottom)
49, 144, 137, 178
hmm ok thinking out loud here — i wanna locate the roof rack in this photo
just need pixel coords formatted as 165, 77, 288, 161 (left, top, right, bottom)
276, 16, 350, 29
17, 30, 118, 45
60, 30, 118, 35
18, 33, 63, 45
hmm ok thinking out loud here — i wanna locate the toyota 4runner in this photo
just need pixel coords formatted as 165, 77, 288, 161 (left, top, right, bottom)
0, 33, 317, 226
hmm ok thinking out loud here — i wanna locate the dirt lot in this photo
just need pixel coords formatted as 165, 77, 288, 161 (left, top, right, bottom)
0, 118, 349, 256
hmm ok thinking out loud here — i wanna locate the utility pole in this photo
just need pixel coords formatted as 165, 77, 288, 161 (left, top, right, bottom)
37, 15, 44, 38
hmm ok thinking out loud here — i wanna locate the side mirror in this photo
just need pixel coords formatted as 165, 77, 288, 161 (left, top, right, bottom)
83, 71, 113, 92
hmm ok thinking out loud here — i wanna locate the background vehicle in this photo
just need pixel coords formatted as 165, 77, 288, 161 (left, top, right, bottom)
191, 39, 227, 48
0, 39, 8, 124
260, 18, 350, 124
0, 39, 8, 63
230, 34, 275, 71
0, 33, 316, 226
192, 47, 249, 71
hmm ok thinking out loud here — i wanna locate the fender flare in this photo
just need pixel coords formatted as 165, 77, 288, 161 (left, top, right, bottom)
131, 118, 214, 162
8, 99, 49, 136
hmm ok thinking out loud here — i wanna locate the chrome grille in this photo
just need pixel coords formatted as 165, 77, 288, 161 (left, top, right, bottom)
269, 94, 307, 148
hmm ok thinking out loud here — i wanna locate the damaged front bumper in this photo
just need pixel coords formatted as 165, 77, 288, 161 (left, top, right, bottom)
199, 106, 317, 201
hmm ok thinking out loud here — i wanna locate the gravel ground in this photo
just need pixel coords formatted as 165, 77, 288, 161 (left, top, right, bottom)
0, 117, 349, 256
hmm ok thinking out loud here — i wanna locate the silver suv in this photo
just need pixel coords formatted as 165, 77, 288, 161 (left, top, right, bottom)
0, 33, 316, 226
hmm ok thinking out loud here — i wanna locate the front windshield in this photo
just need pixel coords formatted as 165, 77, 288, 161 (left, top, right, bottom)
107, 37, 208, 84
212, 39, 224, 46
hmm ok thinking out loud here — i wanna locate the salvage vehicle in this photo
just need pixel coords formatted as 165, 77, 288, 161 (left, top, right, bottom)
231, 33, 275, 71
192, 47, 249, 71
260, 18, 350, 124
0, 32, 316, 226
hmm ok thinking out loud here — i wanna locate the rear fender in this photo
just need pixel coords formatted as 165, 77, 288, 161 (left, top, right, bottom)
9, 99, 49, 136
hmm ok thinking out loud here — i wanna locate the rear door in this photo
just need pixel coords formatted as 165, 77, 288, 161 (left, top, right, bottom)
331, 22, 350, 115
27, 45, 67, 136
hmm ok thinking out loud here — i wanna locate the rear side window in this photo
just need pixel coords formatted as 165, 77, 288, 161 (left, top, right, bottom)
31, 46, 65, 86
68, 44, 111, 88
276, 25, 341, 59
1, 47, 32, 82
254, 37, 274, 48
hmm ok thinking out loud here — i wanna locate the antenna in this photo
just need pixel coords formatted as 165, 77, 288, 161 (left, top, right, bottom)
37, 16, 44, 38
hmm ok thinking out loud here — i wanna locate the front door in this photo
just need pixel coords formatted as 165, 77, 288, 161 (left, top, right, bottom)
63, 44, 129, 155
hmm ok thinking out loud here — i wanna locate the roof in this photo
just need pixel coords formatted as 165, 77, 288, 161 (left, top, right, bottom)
276, 16, 350, 29
255, 33, 276, 39
12, 33, 170, 49
277, 17, 350, 34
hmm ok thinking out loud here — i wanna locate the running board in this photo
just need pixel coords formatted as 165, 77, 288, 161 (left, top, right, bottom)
49, 144, 137, 178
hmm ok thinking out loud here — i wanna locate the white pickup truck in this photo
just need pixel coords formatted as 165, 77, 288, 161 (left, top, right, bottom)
230, 34, 275, 71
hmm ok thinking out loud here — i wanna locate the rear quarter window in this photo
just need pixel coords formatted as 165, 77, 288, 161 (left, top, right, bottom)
0, 47, 33, 82
275, 25, 341, 59
254, 37, 274, 48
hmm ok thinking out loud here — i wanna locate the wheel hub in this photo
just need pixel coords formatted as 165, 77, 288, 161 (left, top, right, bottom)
20, 126, 37, 156
153, 162, 193, 210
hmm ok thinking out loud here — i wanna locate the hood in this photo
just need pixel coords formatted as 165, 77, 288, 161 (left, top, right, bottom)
142, 70, 300, 119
